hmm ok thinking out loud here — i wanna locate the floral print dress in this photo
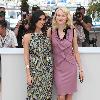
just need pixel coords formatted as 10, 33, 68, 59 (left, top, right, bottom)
26, 33, 53, 100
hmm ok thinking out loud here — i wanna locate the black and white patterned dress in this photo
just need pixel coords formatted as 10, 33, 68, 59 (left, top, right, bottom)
26, 33, 53, 100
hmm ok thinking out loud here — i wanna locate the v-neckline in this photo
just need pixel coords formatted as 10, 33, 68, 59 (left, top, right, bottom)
56, 29, 66, 41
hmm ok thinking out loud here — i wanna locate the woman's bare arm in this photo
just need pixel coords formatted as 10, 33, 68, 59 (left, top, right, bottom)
72, 29, 83, 71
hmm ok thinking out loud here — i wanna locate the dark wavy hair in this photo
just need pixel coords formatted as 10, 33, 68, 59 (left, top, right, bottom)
29, 10, 46, 34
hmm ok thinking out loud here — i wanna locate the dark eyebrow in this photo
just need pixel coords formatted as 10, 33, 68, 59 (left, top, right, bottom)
38, 17, 46, 20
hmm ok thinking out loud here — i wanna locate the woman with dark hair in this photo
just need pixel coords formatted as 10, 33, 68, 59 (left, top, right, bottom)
23, 10, 53, 100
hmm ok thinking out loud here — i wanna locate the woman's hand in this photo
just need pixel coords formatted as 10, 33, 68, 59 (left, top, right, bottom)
79, 70, 84, 83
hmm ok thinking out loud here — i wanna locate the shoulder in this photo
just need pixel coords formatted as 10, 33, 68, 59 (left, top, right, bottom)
23, 33, 31, 43
69, 26, 76, 33
23, 33, 31, 39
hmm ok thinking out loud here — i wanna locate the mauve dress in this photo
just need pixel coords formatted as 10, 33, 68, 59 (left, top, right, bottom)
52, 28, 78, 95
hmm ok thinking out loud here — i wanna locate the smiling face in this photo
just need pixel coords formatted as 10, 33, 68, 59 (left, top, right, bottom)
55, 9, 67, 26
36, 15, 46, 30
52, 7, 73, 28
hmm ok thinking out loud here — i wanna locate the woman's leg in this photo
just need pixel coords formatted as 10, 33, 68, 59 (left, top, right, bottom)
57, 95, 65, 100
65, 94, 72, 100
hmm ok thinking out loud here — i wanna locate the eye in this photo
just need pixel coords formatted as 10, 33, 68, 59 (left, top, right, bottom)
38, 18, 42, 20
38, 18, 46, 21
43, 18, 46, 21
56, 14, 61, 17
62, 15, 66, 17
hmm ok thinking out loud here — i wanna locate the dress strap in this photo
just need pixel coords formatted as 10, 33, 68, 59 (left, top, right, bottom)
73, 28, 75, 37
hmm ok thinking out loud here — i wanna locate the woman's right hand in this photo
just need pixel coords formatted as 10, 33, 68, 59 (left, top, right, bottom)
27, 74, 33, 86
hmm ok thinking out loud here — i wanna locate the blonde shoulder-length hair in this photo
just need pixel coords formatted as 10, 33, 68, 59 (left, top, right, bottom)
52, 7, 74, 29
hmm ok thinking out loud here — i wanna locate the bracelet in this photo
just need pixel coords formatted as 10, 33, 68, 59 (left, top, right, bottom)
26, 65, 29, 69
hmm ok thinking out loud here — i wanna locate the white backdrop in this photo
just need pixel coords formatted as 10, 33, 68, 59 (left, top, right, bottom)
1, 48, 100, 100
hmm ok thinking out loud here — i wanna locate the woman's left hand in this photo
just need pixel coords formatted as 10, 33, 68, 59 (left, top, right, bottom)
79, 70, 84, 83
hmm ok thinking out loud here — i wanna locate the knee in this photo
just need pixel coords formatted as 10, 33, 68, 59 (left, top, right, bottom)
58, 96, 65, 100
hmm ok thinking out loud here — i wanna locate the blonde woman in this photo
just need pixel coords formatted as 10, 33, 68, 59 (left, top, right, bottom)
47, 7, 84, 100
